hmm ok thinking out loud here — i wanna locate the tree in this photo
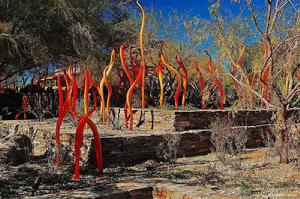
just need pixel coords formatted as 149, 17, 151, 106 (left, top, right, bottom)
229, 0, 299, 163
0, 0, 133, 84
244, 0, 299, 164
183, 0, 299, 163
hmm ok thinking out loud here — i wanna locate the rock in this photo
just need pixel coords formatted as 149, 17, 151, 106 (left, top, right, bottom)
0, 134, 32, 165
87, 139, 96, 167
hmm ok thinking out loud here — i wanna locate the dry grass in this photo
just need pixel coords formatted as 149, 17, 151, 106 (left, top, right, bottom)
172, 149, 300, 198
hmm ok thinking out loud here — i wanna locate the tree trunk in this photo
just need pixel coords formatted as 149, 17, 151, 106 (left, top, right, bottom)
279, 105, 289, 164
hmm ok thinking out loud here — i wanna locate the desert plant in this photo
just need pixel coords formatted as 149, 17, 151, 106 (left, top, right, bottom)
210, 118, 248, 169
156, 133, 181, 163
260, 128, 281, 156
108, 109, 123, 131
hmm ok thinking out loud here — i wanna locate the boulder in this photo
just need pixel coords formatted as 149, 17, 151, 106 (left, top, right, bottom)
0, 134, 32, 165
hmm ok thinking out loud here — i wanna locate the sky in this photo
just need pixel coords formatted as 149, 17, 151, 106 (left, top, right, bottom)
140, 0, 255, 19
134, 0, 260, 53
135, 0, 269, 68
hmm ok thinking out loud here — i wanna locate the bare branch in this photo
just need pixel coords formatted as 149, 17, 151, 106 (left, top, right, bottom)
269, 0, 290, 34
287, 81, 300, 102
262, 33, 300, 70
0, 70, 19, 83
246, 0, 265, 37
227, 73, 277, 109
265, 0, 273, 35
273, 34, 300, 53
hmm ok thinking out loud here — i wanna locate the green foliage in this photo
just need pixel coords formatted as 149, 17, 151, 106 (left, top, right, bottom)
0, 22, 12, 34
0, 0, 134, 75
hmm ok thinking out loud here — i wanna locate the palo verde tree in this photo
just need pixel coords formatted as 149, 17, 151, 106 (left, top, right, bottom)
184, 0, 299, 163
241, 0, 299, 164
193, 0, 299, 163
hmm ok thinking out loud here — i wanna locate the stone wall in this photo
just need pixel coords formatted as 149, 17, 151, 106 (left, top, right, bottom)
173, 109, 300, 131
90, 126, 266, 168
3, 108, 296, 168
111, 108, 300, 132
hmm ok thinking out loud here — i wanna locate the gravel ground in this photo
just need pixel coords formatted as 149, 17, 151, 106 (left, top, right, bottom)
1, 148, 300, 198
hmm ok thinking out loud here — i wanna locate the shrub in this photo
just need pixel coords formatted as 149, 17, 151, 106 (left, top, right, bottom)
210, 118, 248, 169
156, 133, 181, 163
